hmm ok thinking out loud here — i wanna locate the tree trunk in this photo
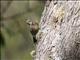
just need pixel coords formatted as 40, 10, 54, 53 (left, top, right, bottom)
35, 0, 80, 60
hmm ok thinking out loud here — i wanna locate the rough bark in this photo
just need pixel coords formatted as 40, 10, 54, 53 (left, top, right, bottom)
35, 0, 80, 60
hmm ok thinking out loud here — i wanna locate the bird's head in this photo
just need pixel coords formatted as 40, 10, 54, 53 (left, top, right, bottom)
26, 19, 33, 25
26, 19, 38, 26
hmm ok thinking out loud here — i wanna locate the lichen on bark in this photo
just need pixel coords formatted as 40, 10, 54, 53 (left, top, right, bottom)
36, 1, 80, 60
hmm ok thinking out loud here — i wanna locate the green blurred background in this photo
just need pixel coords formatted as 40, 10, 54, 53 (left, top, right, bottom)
0, 0, 45, 60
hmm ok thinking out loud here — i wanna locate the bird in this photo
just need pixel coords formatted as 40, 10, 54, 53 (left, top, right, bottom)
26, 19, 39, 44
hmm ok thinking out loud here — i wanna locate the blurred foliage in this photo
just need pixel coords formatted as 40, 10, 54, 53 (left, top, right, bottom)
1, 0, 45, 60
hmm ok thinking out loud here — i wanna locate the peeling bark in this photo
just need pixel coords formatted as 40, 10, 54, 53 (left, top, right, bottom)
36, 0, 80, 60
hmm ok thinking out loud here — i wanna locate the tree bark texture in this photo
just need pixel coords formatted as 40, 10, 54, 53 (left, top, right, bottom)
36, 0, 80, 60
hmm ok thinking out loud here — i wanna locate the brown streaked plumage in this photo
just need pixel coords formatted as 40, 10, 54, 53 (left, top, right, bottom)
26, 19, 39, 43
